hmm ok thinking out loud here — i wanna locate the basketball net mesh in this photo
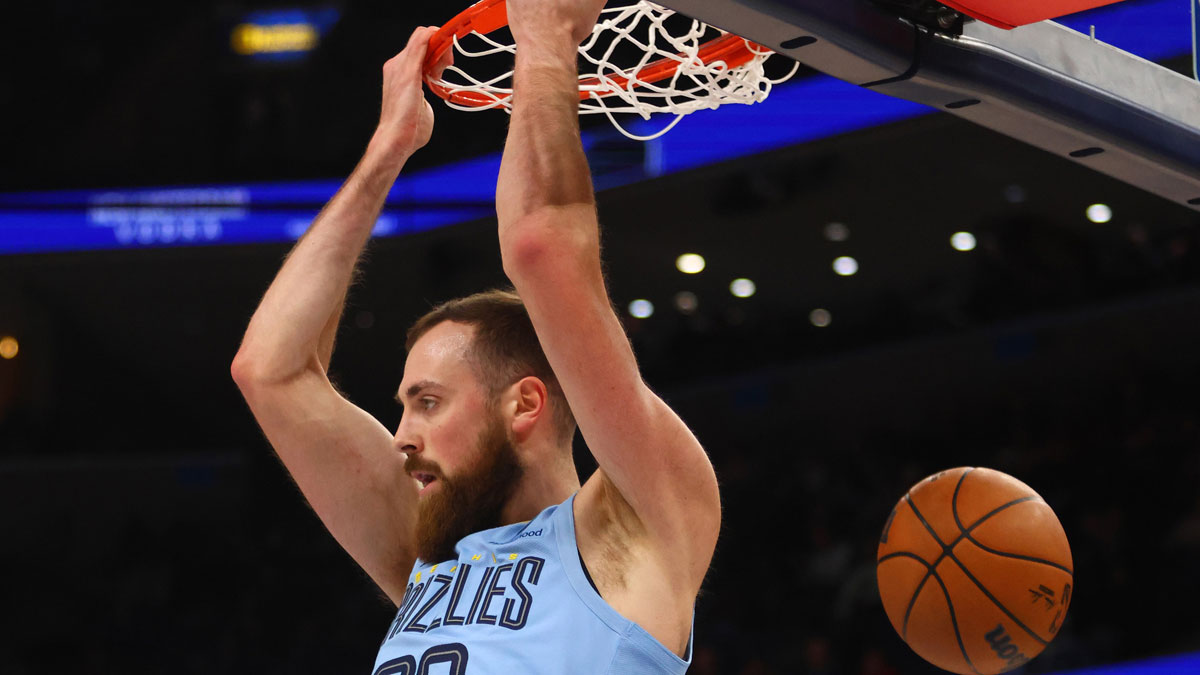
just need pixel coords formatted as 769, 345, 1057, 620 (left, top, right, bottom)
429, 1, 798, 141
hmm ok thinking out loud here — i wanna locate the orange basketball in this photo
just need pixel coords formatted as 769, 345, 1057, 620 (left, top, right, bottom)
876, 467, 1073, 675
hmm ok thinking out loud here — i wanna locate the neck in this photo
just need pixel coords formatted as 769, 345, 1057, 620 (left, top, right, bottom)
500, 445, 580, 524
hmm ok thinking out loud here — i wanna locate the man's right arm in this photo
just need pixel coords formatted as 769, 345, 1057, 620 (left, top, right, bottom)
230, 27, 443, 606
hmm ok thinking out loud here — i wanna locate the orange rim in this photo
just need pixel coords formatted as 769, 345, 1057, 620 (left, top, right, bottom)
423, 0, 765, 107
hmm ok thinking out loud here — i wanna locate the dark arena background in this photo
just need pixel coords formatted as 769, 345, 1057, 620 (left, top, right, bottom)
2, 1, 1200, 673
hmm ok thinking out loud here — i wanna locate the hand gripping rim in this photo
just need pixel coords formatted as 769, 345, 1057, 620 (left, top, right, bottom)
422, 0, 766, 107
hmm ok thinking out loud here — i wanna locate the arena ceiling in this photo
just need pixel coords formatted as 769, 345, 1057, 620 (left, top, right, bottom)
1, 1, 1198, 455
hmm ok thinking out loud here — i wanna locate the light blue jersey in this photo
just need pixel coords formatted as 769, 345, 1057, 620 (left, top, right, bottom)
371, 493, 693, 674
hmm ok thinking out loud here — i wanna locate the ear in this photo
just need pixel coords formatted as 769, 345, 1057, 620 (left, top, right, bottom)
507, 376, 549, 441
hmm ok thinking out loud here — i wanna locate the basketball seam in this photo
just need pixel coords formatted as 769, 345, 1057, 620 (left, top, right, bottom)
949, 469, 1051, 647
876, 552, 981, 675
876, 550, 934, 640
904, 492, 949, 548
902, 568, 932, 639
959, 538, 1073, 575
901, 485, 1048, 650
950, 474, 1074, 575
897, 492, 953, 644
892, 487, 1041, 634
942, 554, 1049, 646
927, 561, 982, 675
881, 472, 1066, 661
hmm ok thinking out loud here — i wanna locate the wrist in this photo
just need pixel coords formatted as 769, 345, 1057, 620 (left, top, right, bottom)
515, 36, 579, 67
365, 131, 414, 173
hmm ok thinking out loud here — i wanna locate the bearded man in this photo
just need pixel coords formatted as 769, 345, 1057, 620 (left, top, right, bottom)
231, 0, 720, 671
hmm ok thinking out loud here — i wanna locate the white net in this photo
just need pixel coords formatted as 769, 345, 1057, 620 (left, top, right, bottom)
428, 1, 799, 140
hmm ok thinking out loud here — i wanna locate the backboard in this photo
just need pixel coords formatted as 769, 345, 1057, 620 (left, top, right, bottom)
654, 0, 1200, 211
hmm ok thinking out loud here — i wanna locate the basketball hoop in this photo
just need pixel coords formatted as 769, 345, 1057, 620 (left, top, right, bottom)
423, 0, 798, 141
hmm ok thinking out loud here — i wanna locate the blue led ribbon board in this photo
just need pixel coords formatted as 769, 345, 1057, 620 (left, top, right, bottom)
0, 78, 932, 256
0, 208, 492, 255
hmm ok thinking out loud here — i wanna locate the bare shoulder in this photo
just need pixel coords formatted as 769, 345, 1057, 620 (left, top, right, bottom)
573, 470, 708, 658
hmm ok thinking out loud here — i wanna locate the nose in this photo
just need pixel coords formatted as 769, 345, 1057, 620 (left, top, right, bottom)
393, 412, 421, 455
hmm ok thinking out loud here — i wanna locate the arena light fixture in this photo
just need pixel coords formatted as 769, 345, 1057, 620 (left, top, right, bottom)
824, 223, 850, 242
676, 253, 706, 274
810, 309, 832, 327
951, 232, 977, 252
1087, 203, 1113, 223
0, 336, 18, 360
730, 278, 757, 298
629, 299, 655, 319
833, 256, 859, 276
674, 291, 699, 314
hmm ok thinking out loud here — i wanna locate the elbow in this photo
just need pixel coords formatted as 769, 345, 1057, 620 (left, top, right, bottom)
229, 346, 278, 392
500, 227, 553, 279
231, 347, 320, 392
499, 213, 598, 282
230, 350, 260, 391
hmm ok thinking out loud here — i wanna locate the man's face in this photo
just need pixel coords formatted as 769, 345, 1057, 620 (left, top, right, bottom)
394, 321, 522, 563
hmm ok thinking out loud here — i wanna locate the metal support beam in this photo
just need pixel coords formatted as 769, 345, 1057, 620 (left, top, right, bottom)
657, 0, 1200, 209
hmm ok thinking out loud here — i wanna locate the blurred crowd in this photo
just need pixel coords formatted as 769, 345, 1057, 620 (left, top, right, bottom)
4, 361, 1199, 674
687, 368, 1200, 674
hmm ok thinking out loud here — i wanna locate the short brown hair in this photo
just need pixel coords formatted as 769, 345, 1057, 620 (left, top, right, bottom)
406, 289, 577, 444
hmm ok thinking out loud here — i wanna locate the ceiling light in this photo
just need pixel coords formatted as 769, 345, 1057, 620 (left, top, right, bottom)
951, 232, 977, 252
810, 309, 832, 327
824, 223, 850, 242
674, 291, 698, 314
1087, 203, 1112, 223
730, 279, 756, 298
676, 254, 706, 274
833, 256, 858, 276
0, 336, 18, 360
629, 299, 654, 319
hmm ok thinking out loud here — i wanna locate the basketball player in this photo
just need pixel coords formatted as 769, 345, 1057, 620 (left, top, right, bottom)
231, 0, 720, 671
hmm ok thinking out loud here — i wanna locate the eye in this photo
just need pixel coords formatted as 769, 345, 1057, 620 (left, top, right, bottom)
420, 397, 438, 411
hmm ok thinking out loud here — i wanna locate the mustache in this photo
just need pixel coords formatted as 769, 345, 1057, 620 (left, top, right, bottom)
404, 455, 443, 478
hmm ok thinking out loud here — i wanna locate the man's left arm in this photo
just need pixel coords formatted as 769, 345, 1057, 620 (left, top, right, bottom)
495, 0, 720, 590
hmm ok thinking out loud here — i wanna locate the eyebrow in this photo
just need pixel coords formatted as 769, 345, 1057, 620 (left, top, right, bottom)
394, 380, 441, 405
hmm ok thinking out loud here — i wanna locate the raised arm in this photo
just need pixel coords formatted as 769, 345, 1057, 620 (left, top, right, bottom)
496, 0, 720, 594
231, 27, 444, 605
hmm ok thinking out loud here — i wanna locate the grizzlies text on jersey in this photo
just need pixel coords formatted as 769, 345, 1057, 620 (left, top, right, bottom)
371, 493, 693, 674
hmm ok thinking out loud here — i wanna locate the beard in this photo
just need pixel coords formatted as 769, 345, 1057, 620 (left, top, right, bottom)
409, 413, 523, 564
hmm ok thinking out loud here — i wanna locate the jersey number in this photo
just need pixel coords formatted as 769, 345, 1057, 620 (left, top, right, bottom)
373, 643, 468, 675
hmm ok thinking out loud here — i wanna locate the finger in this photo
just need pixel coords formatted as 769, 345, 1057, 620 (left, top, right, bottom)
431, 38, 454, 79
405, 26, 429, 50
398, 26, 433, 65
436, 34, 454, 69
